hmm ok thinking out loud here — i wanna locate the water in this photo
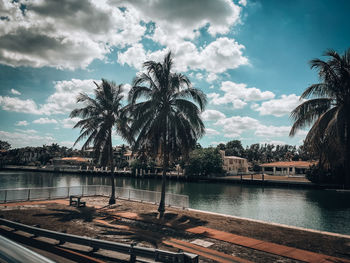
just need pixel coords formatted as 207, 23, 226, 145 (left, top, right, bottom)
1, 170, 350, 235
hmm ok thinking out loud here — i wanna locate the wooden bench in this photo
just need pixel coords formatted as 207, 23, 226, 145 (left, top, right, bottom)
69, 195, 86, 208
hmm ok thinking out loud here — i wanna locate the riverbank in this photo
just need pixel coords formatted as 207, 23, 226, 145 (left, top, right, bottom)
0, 197, 349, 262
1, 165, 326, 189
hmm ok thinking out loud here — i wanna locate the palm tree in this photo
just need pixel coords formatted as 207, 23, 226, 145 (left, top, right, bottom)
127, 52, 207, 217
290, 48, 350, 186
70, 79, 127, 204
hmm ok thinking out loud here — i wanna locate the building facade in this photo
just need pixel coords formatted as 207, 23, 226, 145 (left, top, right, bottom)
260, 161, 315, 176
219, 150, 249, 174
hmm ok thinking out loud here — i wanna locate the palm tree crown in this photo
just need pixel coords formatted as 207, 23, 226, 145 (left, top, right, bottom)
127, 52, 207, 216
290, 48, 350, 184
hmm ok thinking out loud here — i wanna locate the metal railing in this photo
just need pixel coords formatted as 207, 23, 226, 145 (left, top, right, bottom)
0, 185, 189, 208
0, 218, 198, 263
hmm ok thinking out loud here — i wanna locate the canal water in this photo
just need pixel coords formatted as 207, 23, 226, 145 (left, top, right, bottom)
1, 170, 350, 235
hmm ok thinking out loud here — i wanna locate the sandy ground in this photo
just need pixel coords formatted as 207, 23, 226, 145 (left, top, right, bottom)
0, 197, 349, 262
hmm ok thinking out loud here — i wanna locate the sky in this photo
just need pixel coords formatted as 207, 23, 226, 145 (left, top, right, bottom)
0, 0, 350, 149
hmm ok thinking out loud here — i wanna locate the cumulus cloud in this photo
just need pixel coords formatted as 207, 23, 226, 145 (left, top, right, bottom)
208, 81, 275, 109
0, 0, 146, 69
61, 117, 81, 129
215, 116, 260, 138
118, 37, 248, 75
1, 0, 248, 76
10, 88, 21, 95
252, 94, 302, 117
255, 125, 292, 138
212, 114, 308, 140
118, 0, 241, 41
15, 120, 28, 126
201, 109, 226, 121
0, 96, 42, 114
0, 130, 55, 148
14, 129, 37, 134
33, 117, 57, 124
0, 79, 97, 115
205, 128, 220, 136
40, 79, 97, 115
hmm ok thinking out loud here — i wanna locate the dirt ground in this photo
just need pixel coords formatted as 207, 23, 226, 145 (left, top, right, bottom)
0, 197, 349, 262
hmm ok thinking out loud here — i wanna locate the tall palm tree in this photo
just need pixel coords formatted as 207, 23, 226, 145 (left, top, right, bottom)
70, 79, 127, 204
290, 48, 350, 186
127, 52, 207, 217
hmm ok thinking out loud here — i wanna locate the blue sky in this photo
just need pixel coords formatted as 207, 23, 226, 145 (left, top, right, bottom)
0, 0, 349, 149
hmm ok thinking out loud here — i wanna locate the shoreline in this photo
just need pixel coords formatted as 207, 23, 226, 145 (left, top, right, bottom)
1, 165, 337, 189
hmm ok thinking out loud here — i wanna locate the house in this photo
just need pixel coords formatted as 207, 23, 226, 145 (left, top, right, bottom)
260, 161, 316, 176
124, 150, 137, 166
219, 150, 249, 174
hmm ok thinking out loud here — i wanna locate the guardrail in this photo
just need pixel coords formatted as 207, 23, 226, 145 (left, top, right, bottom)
0, 218, 198, 263
0, 234, 55, 263
0, 185, 189, 208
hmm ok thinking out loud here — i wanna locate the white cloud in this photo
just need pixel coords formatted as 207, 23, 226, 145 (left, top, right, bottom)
120, 0, 241, 42
208, 81, 275, 108
215, 116, 260, 138
0, 130, 55, 148
117, 37, 248, 76
0, 79, 97, 115
206, 73, 218, 83
33, 117, 57, 124
195, 73, 203, 80
0, 0, 146, 69
15, 120, 28, 126
40, 79, 97, 115
252, 94, 302, 117
201, 109, 226, 121
0, 96, 42, 114
239, 0, 247, 6
255, 125, 292, 138
61, 117, 81, 129
205, 128, 220, 136
10, 89, 21, 95
212, 114, 308, 141
14, 129, 37, 134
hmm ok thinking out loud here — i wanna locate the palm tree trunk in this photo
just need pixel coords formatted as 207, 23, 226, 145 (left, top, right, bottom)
158, 125, 168, 218
108, 131, 116, 205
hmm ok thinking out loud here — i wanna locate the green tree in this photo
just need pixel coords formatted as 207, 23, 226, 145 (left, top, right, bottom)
127, 52, 207, 217
186, 148, 223, 177
290, 48, 350, 186
70, 79, 127, 204
0, 140, 11, 150
225, 140, 245, 157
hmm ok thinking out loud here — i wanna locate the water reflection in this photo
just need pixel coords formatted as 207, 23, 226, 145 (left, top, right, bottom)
0, 171, 349, 235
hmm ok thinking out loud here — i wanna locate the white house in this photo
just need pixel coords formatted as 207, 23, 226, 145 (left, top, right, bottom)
219, 150, 249, 174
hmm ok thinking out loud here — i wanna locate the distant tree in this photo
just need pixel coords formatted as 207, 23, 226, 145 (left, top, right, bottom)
186, 148, 223, 177
225, 140, 245, 157
195, 143, 202, 149
0, 140, 11, 150
216, 143, 226, 150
